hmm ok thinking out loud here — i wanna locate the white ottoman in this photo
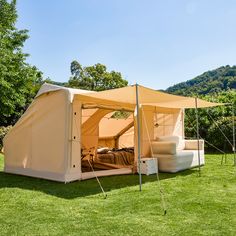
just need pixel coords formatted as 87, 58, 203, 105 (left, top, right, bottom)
138, 158, 158, 175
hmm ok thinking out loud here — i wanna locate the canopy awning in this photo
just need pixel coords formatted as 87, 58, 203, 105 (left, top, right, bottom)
37, 83, 224, 109
75, 84, 224, 109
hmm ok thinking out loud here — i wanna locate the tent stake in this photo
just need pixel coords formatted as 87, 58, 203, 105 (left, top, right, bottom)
232, 103, 236, 166
195, 97, 201, 176
135, 84, 142, 191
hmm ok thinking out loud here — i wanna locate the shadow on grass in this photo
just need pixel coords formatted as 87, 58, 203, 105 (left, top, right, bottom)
0, 169, 197, 199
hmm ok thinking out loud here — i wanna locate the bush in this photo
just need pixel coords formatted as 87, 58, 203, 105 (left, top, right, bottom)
0, 126, 12, 151
206, 117, 236, 152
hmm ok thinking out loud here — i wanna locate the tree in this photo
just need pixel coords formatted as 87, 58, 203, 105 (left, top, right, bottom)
67, 60, 128, 91
184, 90, 236, 152
207, 116, 236, 152
0, 0, 43, 126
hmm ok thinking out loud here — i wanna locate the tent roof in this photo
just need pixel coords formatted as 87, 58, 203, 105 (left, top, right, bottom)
37, 83, 224, 109
36, 83, 94, 101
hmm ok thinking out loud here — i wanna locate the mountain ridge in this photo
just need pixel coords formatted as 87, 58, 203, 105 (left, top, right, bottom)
166, 65, 236, 96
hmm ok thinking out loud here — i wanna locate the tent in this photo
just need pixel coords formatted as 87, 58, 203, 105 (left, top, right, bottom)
3, 83, 223, 182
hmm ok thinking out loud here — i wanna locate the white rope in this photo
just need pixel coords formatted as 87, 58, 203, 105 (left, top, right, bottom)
185, 113, 228, 165
73, 113, 107, 199
185, 113, 226, 154
87, 159, 107, 199
141, 108, 167, 215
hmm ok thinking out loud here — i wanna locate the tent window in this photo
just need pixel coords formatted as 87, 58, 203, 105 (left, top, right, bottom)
110, 111, 132, 119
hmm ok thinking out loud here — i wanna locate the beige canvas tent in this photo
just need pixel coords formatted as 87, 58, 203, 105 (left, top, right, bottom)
3, 83, 223, 182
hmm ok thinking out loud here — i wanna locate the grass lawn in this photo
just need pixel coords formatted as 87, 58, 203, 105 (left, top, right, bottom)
0, 153, 235, 236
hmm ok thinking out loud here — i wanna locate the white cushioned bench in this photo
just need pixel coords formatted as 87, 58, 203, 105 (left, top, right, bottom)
151, 136, 205, 173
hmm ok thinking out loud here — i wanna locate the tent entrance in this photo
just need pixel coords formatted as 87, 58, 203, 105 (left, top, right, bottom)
80, 107, 135, 175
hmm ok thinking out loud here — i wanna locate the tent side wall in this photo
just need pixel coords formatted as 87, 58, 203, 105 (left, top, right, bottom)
3, 90, 69, 182
118, 126, 134, 148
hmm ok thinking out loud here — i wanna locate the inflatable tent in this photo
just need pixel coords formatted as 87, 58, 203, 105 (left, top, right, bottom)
3, 83, 222, 182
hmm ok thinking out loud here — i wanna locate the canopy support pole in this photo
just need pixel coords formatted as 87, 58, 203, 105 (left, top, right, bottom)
232, 103, 236, 166
195, 98, 201, 176
135, 84, 142, 191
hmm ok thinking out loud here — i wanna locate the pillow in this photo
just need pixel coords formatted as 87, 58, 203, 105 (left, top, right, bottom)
97, 147, 109, 154
185, 140, 204, 150
156, 136, 185, 150
152, 141, 177, 155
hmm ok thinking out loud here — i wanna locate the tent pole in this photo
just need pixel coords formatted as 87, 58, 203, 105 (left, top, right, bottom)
135, 83, 142, 191
195, 97, 201, 176
232, 103, 236, 166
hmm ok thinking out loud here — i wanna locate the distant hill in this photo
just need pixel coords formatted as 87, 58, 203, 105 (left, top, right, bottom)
166, 65, 236, 96
44, 79, 67, 87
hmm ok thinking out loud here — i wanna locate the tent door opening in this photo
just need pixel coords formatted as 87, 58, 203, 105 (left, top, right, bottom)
80, 107, 135, 176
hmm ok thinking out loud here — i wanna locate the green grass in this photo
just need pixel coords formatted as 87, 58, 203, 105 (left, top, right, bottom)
0, 153, 235, 236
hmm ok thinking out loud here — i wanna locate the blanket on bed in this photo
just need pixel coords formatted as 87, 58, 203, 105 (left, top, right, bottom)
95, 150, 134, 166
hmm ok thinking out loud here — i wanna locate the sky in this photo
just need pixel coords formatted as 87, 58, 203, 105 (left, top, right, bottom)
16, 0, 236, 90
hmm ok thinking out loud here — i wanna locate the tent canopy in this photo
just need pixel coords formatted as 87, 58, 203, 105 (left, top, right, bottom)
75, 84, 223, 109
37, 83, 223, 109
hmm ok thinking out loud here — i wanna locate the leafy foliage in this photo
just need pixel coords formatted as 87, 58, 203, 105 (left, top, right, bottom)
67, 60, 128, 91
206, 117, 235, 152
172, 87, 236, 152
0, 125, 12, 150
44, 78, 67, 87
111, 111, 131, 119
0, 0, 43, 126
167, 65, 236, 96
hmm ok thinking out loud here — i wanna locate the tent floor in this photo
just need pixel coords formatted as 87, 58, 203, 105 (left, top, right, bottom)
81, 168, 133, 180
